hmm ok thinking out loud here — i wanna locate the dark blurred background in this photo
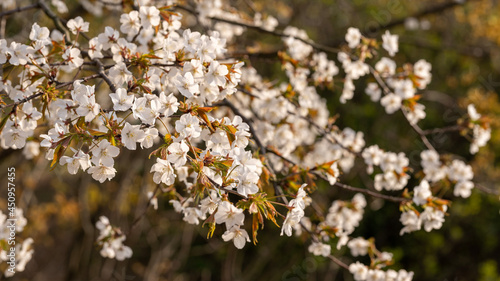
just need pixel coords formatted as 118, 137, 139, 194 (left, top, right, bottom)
1, 0, 500, 280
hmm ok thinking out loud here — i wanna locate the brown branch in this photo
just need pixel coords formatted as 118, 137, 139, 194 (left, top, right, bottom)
96, 0, 124, 6
368, 0, 470, 33
267, 147, 406, 203
0, 3, 38, 18
291, 110, 363, 158
401, 109, 436, 151
93, 58, 118, 93
217, 99, 266, 154
38, 0, 71, 40
422, 125, 463, 135
333, 182, 405, 203
0, 74, 100, 109
369, 66, 436, 151
176, 5, 340, 55
216, 98, 291, 204
475, 183, 500, 196
328, 255, 350, 270
207, 176, 247, 198
126, 184, 161, 236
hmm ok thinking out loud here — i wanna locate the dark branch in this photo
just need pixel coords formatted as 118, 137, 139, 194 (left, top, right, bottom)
367, 0, 470, 33
0, 3, 38, 18
422, 125, 464, 135
176, 5, 340, 55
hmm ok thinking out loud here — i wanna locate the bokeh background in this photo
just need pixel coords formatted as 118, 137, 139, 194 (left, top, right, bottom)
1, 0, 500, 280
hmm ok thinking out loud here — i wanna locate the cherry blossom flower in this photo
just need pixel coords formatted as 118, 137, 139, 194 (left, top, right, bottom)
348, 237, 370, 257
420, 206, 446, 232
380, 93, 402, 114
141, 128, 158, 149
175, 72, 200, 98
349, 262, 368, 281
29, 23, 50, 45
121, 123, 146, 150
60, 148, 91, 174
62, 48, 83, 68
139, 6, 160, 28
167, 140, 189, 168
214, 201, 245, 229
454, 180, 474, 198
345, 27, 362, 49
413, 180, 432, 206
67, 16, 89, 34
88, 164, 117, 183
7, 42, 32, 65
308, 242, 331, 257
158, 92, 179, 117
120, 11, 141, 36
151, 158, 176, 185
222, 225, 251, 249
97, 26, 119, 50
110, 88, 134, 111
95, 216, 132, 261
382, 30, 399, 56
175, 114, 202, 139
91, 139, 120, 167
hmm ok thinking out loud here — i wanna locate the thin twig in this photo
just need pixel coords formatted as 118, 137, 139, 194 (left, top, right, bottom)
0, 74, 101, 109
176, 5, 341, 55
328, 255, 350, 270
333, 182, 405, 203
0, 3, 38, 18
126, 184, 161, 236
422, 125, 463, 135
475, 183, 500, 196
204, 172, 247, 198
370, 0, 471, 33
216, 99, 291, 204
369, 66, 436, 151
94, 58, 118, 93
38, 0, 71, 40
267, 147, 406, 203
291, 110, 363, 158
218, 99, 266, 153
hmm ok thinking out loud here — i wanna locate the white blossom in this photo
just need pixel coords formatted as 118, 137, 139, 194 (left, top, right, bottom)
222, 225, 251, 249
67, 16, 89, 34
345, 27, 362, 49
151, 158, 176, 185
382, 30, 399, 56
308, 242, 331, 257
214, 201, 245, 229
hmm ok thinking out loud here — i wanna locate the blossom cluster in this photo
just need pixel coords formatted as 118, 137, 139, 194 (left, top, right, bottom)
398, 149, 474, 235
0, 209, 33, 277
321, 193, 367, 249
362, 145, 410, 191
349, 261, 414, 281
0, 0, 493, 279
95, 216, 132, 261
281, 184, 310, 237
467, 104, 491, 154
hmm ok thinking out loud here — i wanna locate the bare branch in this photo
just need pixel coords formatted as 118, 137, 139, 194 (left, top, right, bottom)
93, 58, 118, 93
367, 0, 471, 33
328, 255, 350, 270
369, 66, 436, 151
422, 125, 464, 135
0, 3, 38, 18
333, 182, 406, 203
176, 5, 341, 55
0, 74, 101, 109
126, 184, 161, 236
38, 0, 71, 40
